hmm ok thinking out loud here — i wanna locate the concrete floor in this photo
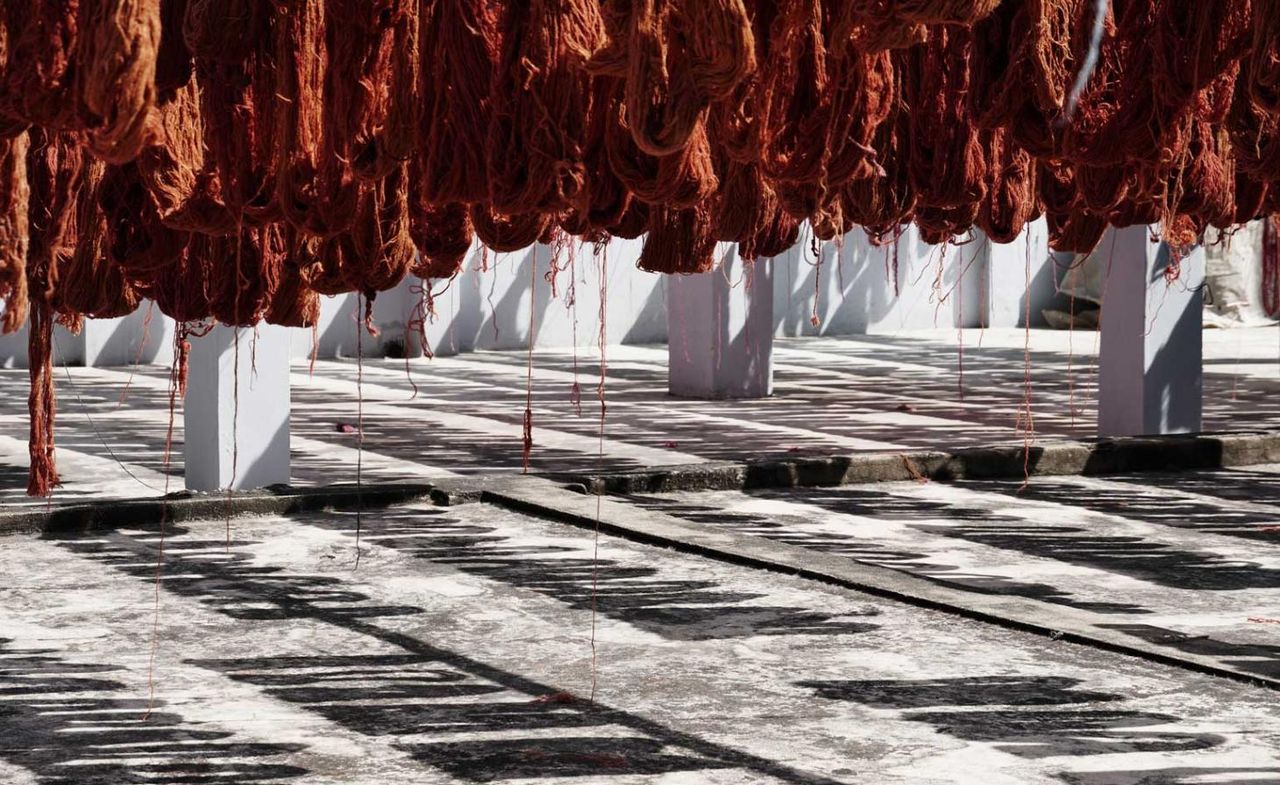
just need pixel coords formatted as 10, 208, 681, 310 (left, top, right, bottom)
3, 495, 1280, 785
3, 327, 1280, 782
2, 327, 1280, 506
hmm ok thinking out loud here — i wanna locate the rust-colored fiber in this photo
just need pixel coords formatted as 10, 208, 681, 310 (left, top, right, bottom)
100, 162, 189, 283
182, 0, 263, 64
470, 204, 551, 254
740, 201, 800, 260
1178, 119, 1237, 231
637, 204, 716, 274
138, 78, 236, 234
57, 157, 141, 320
486, 0, 603, 214
75, 0, 161, 163
341, 164, 414, 296
622, 0, 705, 157
201, 224, 284, 327
758, 0, 829, 189
265, 244, 320, 327
3, 1, 82, 129
712, 160, 772, 243
354, 0, 418, 182
200, 44, 280, 224
410, 200, 473, 280
1230, 68, 1280, 179
606, 108, 718, 207
1151, 0, 1253, 114
275, 0, 358, 238
978, 129, 1039, 244
418, 0, 504, 204
907, 30, 987, 213
1250, 0, 1280, 115
324, 0, 401, 189
25, 131, 89, 497
155, 0, 192, 101
0, 131, 29, 333
841, 59, 916, 231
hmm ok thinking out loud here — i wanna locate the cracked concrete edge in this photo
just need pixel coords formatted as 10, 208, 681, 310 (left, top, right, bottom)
0, 480, 491, 537
483, 474, 1280, 694
561, 431, 1280, 494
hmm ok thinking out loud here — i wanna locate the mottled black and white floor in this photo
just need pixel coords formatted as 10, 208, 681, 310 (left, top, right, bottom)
3, 498, 1280, 785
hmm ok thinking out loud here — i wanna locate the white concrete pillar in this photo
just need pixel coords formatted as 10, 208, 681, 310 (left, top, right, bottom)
668, 248, 773, 399
1098, 225, 1205, 437
983, 219, 1053, 328
185, 324, 291, 491
82, 302, 175, 367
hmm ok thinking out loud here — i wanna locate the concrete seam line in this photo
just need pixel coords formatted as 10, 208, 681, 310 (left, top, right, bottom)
482, 480, 1279, 695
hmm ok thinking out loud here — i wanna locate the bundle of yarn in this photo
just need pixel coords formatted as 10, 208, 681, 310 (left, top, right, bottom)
2, 0, 1276, 495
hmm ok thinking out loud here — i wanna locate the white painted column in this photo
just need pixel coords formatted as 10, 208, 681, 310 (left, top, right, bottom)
983, 219, 1053, 328
82, 302, 175, 367
668, 248, 773, 399
185, 324, 291, 491
1098, 225, 1205, 437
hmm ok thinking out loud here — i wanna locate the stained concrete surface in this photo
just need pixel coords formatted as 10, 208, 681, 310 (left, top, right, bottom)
3, 499, 1280, 784
3, 328, 1280, 507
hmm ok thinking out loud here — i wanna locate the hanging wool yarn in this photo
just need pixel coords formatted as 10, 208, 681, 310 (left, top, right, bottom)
138, 78, 237, 235
485, 0, 604, 215
341, 164, 415, 297
0, 131, 29, 334
25, 130, 92, 496
841, 55, 916, 236
637, 203, 717, 274
75, 0, 161, 164
353, 0, 419, 182
200, 44, 281, 226
418, 0, 505, 205
1250, 0, 1280, 115
409, 193, 474, 280
620, 0, 708, 157
906, 29, 986, 217
470, 204, 552, 254
182, 0, 263, 64
9, 0, 1280, 497
274, 0, 359, 238
1150, 0, 1253, 115
155, 0, 192, 101
977, 129, 1040, 243
1, 1, 82, 130
56, 156, 141, 323
757, 0, 830, 215
605, 107, 718, 207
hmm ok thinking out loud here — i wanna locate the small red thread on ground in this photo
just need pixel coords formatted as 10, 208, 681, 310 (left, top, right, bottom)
902, 455, 929, 483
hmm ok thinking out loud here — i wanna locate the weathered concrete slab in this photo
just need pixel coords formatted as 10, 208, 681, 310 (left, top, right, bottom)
3, 501, 1280, 783
622, 470, 1280, 689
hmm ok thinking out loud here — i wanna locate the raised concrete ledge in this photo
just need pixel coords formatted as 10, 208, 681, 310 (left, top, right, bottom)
0, 483, 445, 537
562, 431, 1280, 494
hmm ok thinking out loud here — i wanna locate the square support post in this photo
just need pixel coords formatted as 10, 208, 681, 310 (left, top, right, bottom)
184, 324, 291, 491
1098, 225, 1205, 437
667, 251, 773, 399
